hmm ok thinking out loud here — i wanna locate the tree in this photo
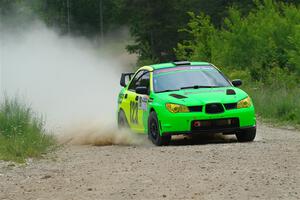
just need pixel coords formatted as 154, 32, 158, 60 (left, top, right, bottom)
123, 0, 256, 63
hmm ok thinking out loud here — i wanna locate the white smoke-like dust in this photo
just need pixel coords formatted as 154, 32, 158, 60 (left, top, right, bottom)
0, 18, 143, 146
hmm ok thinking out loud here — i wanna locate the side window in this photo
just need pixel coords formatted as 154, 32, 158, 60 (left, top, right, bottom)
128, 70, 150, 92
128, 70, 145, 91
136, 72, 150, 89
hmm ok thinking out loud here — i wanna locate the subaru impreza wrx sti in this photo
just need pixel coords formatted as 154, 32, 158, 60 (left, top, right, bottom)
117, 61, 256, 146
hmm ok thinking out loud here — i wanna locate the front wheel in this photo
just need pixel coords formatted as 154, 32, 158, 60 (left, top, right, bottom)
236, 127, 256, 142
148, 111, 171, 146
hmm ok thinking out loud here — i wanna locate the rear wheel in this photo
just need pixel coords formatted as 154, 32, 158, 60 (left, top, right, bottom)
236, 127, 256, 142
148, 111, 171, 146
118, 110, 129, 129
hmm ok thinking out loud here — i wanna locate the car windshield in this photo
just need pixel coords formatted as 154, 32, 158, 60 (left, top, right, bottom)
153, 65, 231, 93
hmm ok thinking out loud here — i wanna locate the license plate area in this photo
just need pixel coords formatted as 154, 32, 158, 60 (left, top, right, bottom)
191, 118, 239, 131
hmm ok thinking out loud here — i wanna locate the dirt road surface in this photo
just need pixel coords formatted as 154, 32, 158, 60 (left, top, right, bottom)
1, 123, 300, 200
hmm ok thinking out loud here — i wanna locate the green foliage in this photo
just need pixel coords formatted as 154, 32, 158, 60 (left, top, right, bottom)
0, 97, 55, 163
176, 0, 300, 80
176, 12, 216, 62
123, 0, 256, 63
288, 26, 300, 75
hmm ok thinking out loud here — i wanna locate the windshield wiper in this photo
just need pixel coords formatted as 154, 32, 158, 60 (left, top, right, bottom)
156, 86, 221, 93
180, 85, 220, 90
156, 89, 180, 93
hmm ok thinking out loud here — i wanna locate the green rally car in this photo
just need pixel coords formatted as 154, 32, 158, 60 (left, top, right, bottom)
117, 61, 256, 146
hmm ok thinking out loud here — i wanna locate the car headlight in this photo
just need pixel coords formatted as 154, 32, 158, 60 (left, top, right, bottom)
166, 103, 189, 113
237, 96, 252, 108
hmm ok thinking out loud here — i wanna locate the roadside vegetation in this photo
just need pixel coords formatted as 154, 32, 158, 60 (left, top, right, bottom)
0, 97, 55, 163
175, 0, 300, 126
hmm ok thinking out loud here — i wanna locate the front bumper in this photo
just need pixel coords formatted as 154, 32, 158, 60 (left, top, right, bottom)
156, 106, 256, 135
164, 125, 256, 136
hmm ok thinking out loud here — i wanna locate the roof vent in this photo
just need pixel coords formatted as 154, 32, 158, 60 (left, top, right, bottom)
173, 61, 190, 66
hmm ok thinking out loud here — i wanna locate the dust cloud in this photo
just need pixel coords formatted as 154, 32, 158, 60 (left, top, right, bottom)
0, 18, 141, 146
59, 122, 145, 146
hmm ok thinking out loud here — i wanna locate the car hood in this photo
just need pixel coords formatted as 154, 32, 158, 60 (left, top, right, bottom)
154, 87, 248, 106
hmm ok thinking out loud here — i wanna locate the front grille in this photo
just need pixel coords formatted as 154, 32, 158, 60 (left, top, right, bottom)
205, 103, 224, 114
188, 106, 203, 112
224, 103, 237, 110
191, 118, 240, 131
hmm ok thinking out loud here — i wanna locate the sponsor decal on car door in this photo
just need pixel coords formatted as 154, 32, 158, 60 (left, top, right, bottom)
137, 95, 149, 131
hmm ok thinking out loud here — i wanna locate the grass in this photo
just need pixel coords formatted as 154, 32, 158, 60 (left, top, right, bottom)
0, 97, 55, 163
245, 85, 300, 128
222, 67, 300, 128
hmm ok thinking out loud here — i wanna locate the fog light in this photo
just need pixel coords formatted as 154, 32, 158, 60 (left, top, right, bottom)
193, 121, 201, 127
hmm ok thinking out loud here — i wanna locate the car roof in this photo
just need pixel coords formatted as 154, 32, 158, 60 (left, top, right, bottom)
148, 61, 211, 70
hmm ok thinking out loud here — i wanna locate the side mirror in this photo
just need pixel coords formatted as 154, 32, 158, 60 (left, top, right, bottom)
120, 73, 134, 87
232, 79, 242, 87
136, 86, 149, 95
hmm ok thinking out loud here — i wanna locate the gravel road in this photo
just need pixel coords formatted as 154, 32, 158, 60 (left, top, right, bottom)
1, 122, 300, 200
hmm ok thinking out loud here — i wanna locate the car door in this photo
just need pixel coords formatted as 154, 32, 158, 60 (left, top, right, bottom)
123, 70, 145, 131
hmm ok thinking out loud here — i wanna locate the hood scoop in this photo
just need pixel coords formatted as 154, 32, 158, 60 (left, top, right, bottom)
226, 89, 236, 95
169, 93, 188, 99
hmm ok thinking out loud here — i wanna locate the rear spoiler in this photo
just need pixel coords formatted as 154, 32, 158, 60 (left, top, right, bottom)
120, 72, 134, 87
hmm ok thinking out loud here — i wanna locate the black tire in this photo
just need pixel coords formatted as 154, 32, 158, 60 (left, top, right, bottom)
148, 111, 171, 146
118, 110, 129, 129
236, 127, 256, 142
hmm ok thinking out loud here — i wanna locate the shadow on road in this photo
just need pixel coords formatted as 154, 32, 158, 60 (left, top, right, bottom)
170, 133, 237, 146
